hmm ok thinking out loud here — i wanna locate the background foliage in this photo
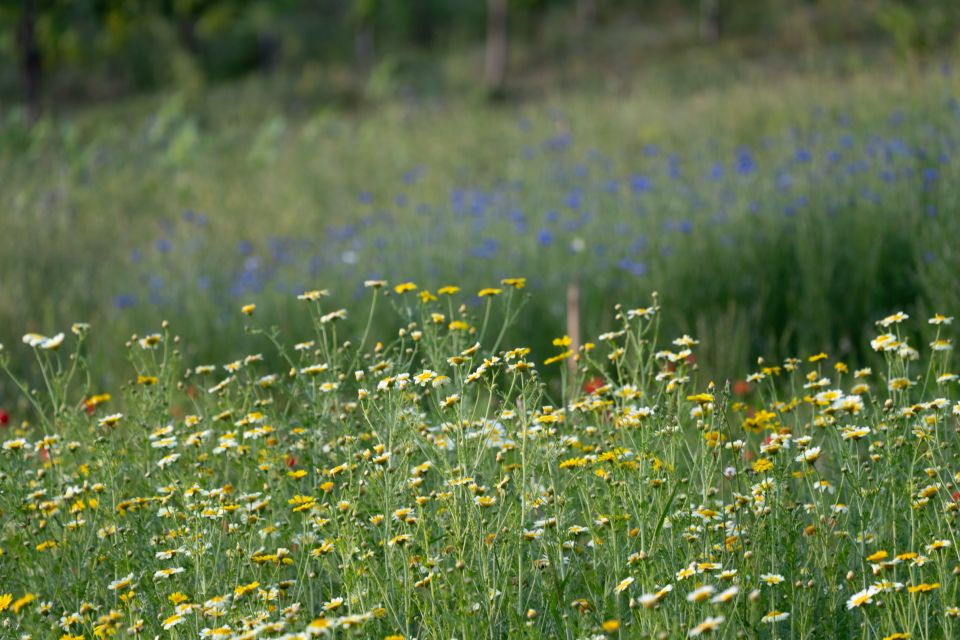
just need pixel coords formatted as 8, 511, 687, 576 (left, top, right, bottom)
1, 0, 959, 397
3, 0, 960, 110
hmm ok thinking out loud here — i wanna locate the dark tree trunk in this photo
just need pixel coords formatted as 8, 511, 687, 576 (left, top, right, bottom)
177, 15, 201, 56
484, 0, 508, 99
410, 0, 436, 48
576, 0, 598, 30
700, 0, 722, 41
354, 23, 375, 76
16, 0, 42, 122
258, 32, 280, 74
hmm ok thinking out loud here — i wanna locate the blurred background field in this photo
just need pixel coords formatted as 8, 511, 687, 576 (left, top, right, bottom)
2, 0, 960, 393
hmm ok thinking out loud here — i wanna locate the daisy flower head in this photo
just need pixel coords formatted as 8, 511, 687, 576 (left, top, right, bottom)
688, 616, 725, 637
614, 577, 634, 594
795, 446, 821, 464
847, 586, 880, 609
760, 573, 785, 586
761, 610, 790, 623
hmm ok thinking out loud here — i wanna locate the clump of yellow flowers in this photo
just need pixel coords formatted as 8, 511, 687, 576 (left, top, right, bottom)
0, 284, 957, 639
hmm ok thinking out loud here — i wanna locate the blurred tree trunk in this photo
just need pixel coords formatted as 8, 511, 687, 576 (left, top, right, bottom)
258, 32, 280, 74
410, 0, 436, 47
16, 0, 42, 122
700, 0, 722, 41
177, 15, 201, 56
354, 23, 375, 76
577, 0, 598, 30
484, 0, 508, 98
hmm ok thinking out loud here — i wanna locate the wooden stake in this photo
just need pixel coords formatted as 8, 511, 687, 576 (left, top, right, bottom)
567, 280, 581, 377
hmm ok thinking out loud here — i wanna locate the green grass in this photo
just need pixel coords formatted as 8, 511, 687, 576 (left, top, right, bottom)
2, 20, 960, 639
0, 287, 958, 638
1, 45, 958, 395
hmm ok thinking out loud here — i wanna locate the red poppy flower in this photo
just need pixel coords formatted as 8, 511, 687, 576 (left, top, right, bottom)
583, 377, 604, 394
733, 380, 751, 396
0, 409, 8, 426
286, 456, 298, 468
667, 354, 696, 373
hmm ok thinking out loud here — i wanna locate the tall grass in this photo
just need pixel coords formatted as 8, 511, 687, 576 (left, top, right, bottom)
1, 284, 958, 638
1, 57, 958, 395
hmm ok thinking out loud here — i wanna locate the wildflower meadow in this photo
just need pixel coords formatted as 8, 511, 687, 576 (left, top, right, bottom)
1, 282, 959, 639
4, 61, 960, 389
4, 3, 960, 638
